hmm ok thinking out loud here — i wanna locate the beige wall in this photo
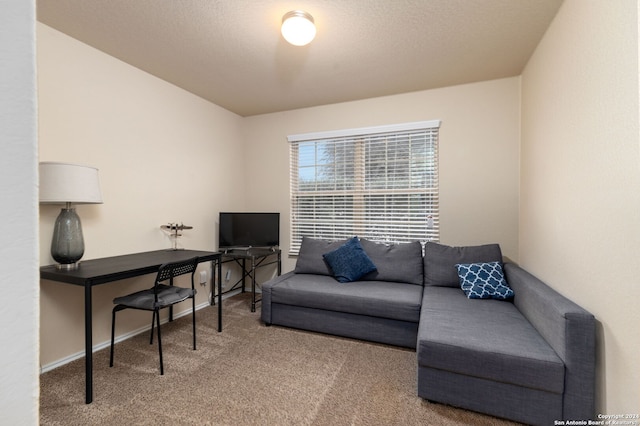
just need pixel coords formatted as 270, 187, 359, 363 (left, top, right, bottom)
521, 0, 640, 414
242, 78, 522, 273
38, 23, 246, 367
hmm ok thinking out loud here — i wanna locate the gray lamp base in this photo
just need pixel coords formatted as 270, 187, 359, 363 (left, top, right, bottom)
51, 205, 85, 267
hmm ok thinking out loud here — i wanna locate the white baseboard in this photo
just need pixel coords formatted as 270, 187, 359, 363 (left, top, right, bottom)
40, 289, 242, 374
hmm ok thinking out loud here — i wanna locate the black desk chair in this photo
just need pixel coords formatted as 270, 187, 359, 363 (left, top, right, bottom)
109, 256, 199, 375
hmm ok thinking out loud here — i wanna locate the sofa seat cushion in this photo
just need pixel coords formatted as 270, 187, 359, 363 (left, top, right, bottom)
418, 286, 565, 394
269, 273, 422, 323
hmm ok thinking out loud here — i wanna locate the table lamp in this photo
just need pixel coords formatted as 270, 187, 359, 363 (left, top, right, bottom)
39, 162, 103, 270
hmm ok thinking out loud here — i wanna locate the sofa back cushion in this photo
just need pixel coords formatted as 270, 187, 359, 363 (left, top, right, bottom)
360, 239, 424, 285
424, 242, 502, 287
294, 237, 348, 276
294, 237, 424, 285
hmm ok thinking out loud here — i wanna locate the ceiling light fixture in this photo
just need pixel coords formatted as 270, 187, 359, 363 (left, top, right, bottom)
281, 10, 316, 46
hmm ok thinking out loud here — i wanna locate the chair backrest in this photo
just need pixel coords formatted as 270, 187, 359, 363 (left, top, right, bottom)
155, 256, 199, 284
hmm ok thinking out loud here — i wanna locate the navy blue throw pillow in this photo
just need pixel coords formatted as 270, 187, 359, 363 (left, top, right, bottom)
322, 237, 377, 283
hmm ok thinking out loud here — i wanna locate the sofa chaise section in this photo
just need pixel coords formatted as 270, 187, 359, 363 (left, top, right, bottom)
417, 285, 566, 424
417, 242, 595, 425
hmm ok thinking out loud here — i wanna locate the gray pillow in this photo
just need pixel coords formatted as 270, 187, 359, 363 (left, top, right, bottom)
294, 237, 348, 275
424, 242, 502, 287
360, 239, 424, 285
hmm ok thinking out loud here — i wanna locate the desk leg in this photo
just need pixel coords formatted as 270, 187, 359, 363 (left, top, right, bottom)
241, 259, 246, 293
251, 257, 257, 312
217, 258, 222, 332
84, 284, 93, 404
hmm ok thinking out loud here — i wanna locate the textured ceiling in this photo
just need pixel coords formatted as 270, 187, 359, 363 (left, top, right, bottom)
37, 0, 563, 117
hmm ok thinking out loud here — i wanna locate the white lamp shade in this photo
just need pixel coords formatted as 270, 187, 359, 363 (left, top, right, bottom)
281, 10, 316, 46
39, 162, 103, 204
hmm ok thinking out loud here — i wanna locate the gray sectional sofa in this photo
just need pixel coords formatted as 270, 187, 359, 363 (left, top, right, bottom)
260, 237, 596, 425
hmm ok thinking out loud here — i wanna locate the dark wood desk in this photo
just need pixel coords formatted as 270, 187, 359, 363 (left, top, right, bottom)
40, 249, 222, 404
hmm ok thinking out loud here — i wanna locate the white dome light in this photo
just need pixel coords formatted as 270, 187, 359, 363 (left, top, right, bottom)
281, 10, 316, 46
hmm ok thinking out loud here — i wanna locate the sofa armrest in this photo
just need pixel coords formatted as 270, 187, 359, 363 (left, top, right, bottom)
504, 263, 595, 419
261, 271, 296, 324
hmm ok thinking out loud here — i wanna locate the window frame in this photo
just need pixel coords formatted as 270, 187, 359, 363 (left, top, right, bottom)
288, 120, 440, 255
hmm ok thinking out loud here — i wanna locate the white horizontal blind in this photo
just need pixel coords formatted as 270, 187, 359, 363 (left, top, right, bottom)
289, 121, 440, 255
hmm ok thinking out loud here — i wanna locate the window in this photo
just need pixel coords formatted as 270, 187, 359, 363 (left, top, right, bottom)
288, 120, 440, 255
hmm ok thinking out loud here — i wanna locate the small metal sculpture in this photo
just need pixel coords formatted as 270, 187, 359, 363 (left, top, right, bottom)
160, 222, 193, 250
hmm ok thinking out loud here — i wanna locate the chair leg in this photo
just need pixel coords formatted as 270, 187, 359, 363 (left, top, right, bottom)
109, 307, 117, 367
192, 297, 197, 350
150, 310, 156, 344
155, 308, 164, 375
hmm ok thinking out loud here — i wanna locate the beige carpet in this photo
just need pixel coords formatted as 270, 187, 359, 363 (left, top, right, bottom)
40, 294, 519, 425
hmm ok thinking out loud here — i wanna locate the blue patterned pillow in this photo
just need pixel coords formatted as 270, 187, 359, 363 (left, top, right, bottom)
323, 237, 377, 283
455, 261, 514, 300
